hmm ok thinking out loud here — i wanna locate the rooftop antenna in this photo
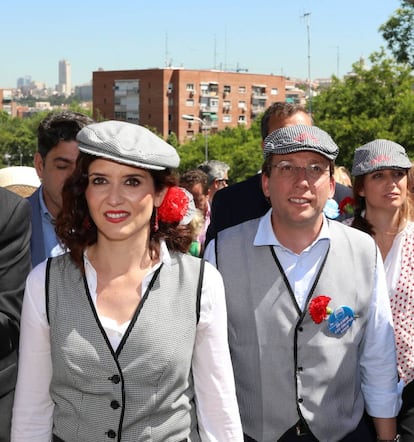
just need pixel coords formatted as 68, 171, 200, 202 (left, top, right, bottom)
214, 35, 217, 70
336, 45, 340, 77
301, 12, 312, 113
165, 32, 170, 67
224, 26, 228, 71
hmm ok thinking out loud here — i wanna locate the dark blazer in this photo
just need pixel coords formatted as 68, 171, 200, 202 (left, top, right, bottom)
27, 187, 46, 267
0, 187, 31, 441
206, 173, 353, 245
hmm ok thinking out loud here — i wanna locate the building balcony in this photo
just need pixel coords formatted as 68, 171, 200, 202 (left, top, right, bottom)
251, 105, 266, 115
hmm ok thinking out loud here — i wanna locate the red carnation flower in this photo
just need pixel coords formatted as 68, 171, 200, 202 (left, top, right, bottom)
158, 187, 189, 224
339, 197, 356, 216
309, 295, 332, 324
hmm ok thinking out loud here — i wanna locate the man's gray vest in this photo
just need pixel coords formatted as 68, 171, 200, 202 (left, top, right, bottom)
46, 252, 204, 442
216, 218, 377, 442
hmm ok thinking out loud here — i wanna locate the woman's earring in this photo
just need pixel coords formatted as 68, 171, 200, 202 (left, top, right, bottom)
153, 208, 159, 232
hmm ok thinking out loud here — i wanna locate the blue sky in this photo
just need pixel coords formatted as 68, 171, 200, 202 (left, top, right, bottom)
1, 0, 401, 89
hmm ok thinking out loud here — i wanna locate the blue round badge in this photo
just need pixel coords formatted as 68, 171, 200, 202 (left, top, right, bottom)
328, 306, 355, 335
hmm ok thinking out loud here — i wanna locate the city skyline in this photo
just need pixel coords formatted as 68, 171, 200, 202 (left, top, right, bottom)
1, 0, 401, 89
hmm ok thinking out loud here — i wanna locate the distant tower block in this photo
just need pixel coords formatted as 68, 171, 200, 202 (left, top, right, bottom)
58, 59, 72, 97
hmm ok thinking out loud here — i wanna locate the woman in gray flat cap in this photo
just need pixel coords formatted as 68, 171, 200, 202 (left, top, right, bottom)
11, 121, 243, 442
350, 139, 414, 442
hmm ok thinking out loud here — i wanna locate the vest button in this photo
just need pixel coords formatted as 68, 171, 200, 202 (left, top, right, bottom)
109, 374, 121, 384
298, 398, 304, 403
107, 429, 116, 438
297, 366, 303, 372
110, 400, 120, 409
298, 326, 304, 332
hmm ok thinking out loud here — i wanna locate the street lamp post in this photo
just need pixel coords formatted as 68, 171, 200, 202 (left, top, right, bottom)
302, 12, 312, 113
182, 114, 209, 161
4, 153, 11, 167
18, 146, 23, 166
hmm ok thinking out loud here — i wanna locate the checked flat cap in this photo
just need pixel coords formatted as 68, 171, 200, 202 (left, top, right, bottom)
351, 139, 411, 176
77, 120, 180, 170
263, 125, 339, 161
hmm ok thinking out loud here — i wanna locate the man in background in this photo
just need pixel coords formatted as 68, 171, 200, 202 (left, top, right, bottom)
180, 168, 210, 253
0, 188, 31, 441
29, 111, 93, 266
206, 102, 352, 244
198, 159, 230, 203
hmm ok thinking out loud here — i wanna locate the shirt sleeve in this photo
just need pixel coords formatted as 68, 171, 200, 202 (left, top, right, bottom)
360, 250, 402, 418
11, 261, 54, 442
192, 261, 243, 441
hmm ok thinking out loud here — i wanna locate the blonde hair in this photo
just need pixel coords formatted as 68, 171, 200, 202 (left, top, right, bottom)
334, 165, 352, 187
407, 163, 414, 221
188, 209, 205, 239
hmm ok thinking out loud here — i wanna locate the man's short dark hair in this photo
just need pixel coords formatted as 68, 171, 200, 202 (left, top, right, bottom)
37, 111, 94, 158
179, 169, 209, 195
260, 102, 308, 140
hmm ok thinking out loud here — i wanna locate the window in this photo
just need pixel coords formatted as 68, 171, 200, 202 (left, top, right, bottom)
200, 83, 209, 95
238, 101, 247, 110
186, 83, 195, 91
238, 115, 246, 123
209, 82, 219, 94
271, 88, 279, 95
223, 100, 231, 111
223, 85, 231, 93
238, 86, 246, 93
223, 115, 232, 123
186, 99, 194, 106
209, 98, 219, 110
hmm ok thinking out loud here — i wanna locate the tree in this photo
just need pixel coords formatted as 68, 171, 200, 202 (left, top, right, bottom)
0, 111, 51, 167
177, 121, 263, 183
379, 0, 414, 68
166, 132, 179, 149
312, 50, 414, 168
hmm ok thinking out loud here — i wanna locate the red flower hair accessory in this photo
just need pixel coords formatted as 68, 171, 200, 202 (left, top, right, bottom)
158, 186, 190, 224
308, 295, 333, 324
339, 197, 356, 216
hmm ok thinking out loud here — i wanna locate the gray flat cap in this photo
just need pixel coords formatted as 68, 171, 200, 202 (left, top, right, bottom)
77, 120, 179, 170
263, 125, 339, 161
351, 139, 412, 176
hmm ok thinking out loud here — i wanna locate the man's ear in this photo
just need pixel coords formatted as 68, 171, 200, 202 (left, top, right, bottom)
329, 176, 335, 199
262, 173, 270, 198
33, 152, 44, 179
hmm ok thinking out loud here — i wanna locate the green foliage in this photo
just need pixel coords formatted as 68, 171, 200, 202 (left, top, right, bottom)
166, 132, 179, 149
68, 101, 93, 117
0, 112, 43, 167
379, 0, 414, 68
177, 122, 263, 183
312, 50, 414, 168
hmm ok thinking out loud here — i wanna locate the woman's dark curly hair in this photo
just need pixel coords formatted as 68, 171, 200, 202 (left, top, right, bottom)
55, 153, 193, 271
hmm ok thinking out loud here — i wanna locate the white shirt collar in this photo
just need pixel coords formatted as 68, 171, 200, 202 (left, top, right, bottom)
254, 208, 331, 251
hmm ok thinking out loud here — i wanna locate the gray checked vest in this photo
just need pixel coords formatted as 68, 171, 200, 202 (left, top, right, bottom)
216, 218, 377, 442
46, 252, 204, 442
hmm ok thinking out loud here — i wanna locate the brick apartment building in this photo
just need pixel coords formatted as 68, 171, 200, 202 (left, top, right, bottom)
93, 68, 286, 143
0, 89, 17, 117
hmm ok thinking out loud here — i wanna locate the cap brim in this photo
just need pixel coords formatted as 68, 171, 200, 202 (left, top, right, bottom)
79, 145, 167, 170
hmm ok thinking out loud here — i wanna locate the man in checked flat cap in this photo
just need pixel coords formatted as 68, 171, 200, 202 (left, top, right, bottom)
205, 125, 401, 442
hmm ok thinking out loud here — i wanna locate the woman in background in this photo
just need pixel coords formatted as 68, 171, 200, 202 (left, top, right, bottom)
350, 139, 413, 442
